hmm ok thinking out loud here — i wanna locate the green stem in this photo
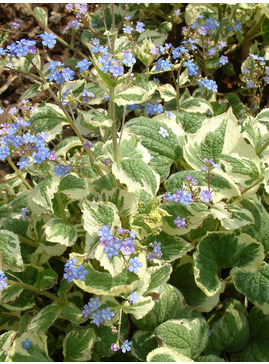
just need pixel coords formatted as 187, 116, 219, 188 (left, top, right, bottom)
7, 280, 64, 304
55, 192, 68, 223
6, 157, 33, 190
257, 138, 269, 156
109, 83, 119, 162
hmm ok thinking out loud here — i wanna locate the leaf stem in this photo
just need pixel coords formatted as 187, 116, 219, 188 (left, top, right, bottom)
7, 280, 64, 304
6, 157, 33, 190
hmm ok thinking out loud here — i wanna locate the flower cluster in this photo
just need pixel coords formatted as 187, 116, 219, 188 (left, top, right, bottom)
2, 39, 37, 59
122, 17, 145, 35
63, 258, 88, 282
198, 78, 218, 93
0, 110, 51, 169
54, 163, 72, 177
97, 225, 144, 274
82, 296, 114, 327
47, 61, 74, 83
0, 270, 8, 291
147, 241, 162, 260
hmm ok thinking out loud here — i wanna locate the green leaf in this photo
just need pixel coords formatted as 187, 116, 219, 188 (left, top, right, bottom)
155, 317, 209, 358
0, 230, 24, 272
241, 197, 269, 254
112, 159, 159, 196
183, 109, 260, 184
45, 218, 77, 247
62, 302, 84, 324
132, 284, 192, 331
231, 263, 269, 314
28, 176, 60, 214
100, 187, 138, 217
36, 269, 58, 290
94, 242, 125, 277
123, 296, 155, 320
194, 232, 264, 296
70, 252, 146, 296
167, 169, 240, 205
158, 84, 176, 102
176, 111, 206, 134
114, 85, 156, 106
78, 109, 112, 129
63, 327, 95, 361
131, 331, 158, 361
0, 331, 16, 361
137, 29, 168, 46
33, 7, 48, 26
145, 264, 172, 294
7, 332, 51, 362
180, 97, 213, 114
204, 299, 250, 355
124, 116, 183, 163
27, 303, 62, 333
143, 231, 192, 262
81, 200, 121, 237
0, 285, 23, 304
196, 355, 225, 362
147, 347, 193, 362
240, 307, 269, 361
171, 256, 224, 312
60, 80, 85, 98
29, 103, 68, 141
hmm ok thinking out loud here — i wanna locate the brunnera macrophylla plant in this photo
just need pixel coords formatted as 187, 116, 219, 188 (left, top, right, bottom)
1, 2, 269, 362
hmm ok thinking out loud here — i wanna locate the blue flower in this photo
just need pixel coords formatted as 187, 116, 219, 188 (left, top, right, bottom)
74, 265, 88, 281
158, 127, 169, 138
101, 307, 115, 320
17, 157, 30, 170
121, 340, 132, 353
135, 21, 145, 33
62, 67, 75, 81
0, 146, 10, 161
184, 60, 198, 76
174, 216, 187, 228
40, 32, 57, 49
82, 303, 92, 318
76, 58, 92, 73
63, 265, 78, 282
129, 291, 140, 305
92, 309, 104, 327
123, 51, 136, 67
0, 271, 8, 291
98, 225, 113, 244
104, 241, 120, 258
110, 64, 124, 78
88, 297, 101, 311
199, 190, 212, 203
22, 338, 32, 349
123, 25, 133, 34
128, 256, 142, 274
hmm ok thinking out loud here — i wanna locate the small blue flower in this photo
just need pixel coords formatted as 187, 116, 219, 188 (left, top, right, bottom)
174, 216, 187, 228
82, 304, 92, 318
101, 307, 115, 321
92, 309, 104, 327
128, 257, 142, 274
0, 271, 8, 291
17, 157, 30, 170
104, 241, 120, 259
135, 21, 145, 33
123, 25, 133, 34
129, 291, 140, 305
40, 32, 57, 49
22, 338, 32, 349
158, 127, 169, 138
199, 190, 212, 203
63, 265, 78, 282
121, 340, 132, 353
88, 297, 101, 311
76, 58, 92, 73
74, 265, 88, 281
